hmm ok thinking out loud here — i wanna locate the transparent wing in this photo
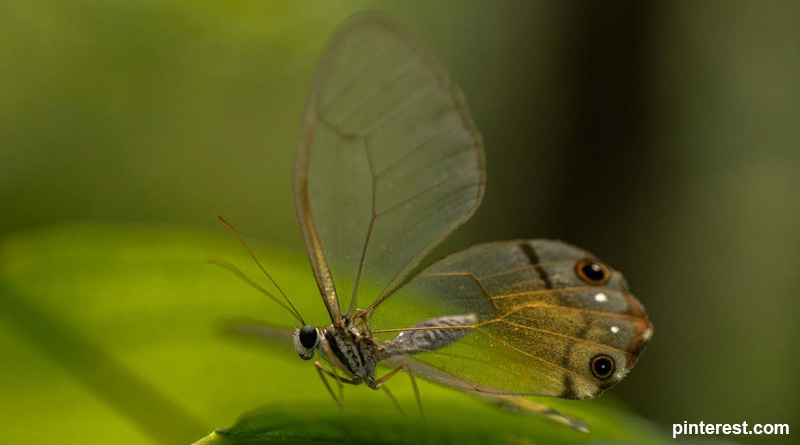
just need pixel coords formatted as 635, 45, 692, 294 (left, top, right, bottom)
372, 240, 653, 399
294, 15, 485, 323
380, 354, 590, 432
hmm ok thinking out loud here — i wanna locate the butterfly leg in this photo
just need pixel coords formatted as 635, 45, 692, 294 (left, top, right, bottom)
375, 362, 424, 418
483, 395, 590, 433
380, 384, 406, 419
314, 361, 357, 412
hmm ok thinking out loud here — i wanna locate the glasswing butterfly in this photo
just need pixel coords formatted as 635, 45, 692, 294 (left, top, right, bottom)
221, 14, 652, 432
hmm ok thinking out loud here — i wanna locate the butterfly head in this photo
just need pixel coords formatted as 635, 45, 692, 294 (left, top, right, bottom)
293, 324, 320, 360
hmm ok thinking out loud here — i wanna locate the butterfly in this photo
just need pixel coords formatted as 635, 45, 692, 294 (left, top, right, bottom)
220, 14, 652, 433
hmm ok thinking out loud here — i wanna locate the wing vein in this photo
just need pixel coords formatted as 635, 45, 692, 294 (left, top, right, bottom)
357, 80, 437, 139
323, 55, 425, 134
368, 189, 482, 308
487, 319, 634, 357
380, 344, 534, 389
375, 166, 480, 217
319, 43, 395, 114
476, 260, 583, 280
373, 125, 466, 177
499, 302, 644, 321
375, 142, 479, 184
469, 244, 509, 274
476, 329, 594, 385
347, 140, 380, 317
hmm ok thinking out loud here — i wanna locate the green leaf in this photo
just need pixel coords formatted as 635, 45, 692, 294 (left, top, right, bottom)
0, 224, 671, 444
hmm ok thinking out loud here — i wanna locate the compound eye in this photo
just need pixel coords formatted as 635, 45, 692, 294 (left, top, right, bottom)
299, 325, 318, 349
575, 259, 611, 285
590, 354, 615, 380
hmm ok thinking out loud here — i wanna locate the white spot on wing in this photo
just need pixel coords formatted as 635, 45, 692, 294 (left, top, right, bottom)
594, 293, 608, 302
610, 326, 620, 334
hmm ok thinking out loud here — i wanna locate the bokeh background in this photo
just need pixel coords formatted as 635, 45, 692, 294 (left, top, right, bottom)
2, 0, 797, 443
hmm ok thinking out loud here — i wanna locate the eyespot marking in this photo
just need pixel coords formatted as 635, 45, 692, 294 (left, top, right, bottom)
590, 354, 615, 380
575, 259, 611, 285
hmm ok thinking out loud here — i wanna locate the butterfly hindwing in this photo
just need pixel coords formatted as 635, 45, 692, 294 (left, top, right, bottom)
371, 239, 653, 399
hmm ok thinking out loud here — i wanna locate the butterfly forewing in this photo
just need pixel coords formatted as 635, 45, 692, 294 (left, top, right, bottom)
371, 240, 653, 399
294, 16, 485, 321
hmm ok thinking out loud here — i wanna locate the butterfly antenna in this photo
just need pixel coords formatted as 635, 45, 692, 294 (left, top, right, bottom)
217, 216, 305, 325
207, 257, 303, 324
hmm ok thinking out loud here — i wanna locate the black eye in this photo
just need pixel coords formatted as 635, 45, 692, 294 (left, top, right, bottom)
575, 259, 611, 285
299, 325, 318, 349
590, 354, 615, 380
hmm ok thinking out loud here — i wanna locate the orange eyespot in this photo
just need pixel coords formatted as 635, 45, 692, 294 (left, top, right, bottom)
590, 354, 615, 380
575, 259, 611, 285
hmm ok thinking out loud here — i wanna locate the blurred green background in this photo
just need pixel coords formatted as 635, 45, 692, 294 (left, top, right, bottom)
1, 0, 798, 443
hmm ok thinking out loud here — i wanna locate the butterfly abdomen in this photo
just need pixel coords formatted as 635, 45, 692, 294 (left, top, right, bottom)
386, 314, 477, 357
